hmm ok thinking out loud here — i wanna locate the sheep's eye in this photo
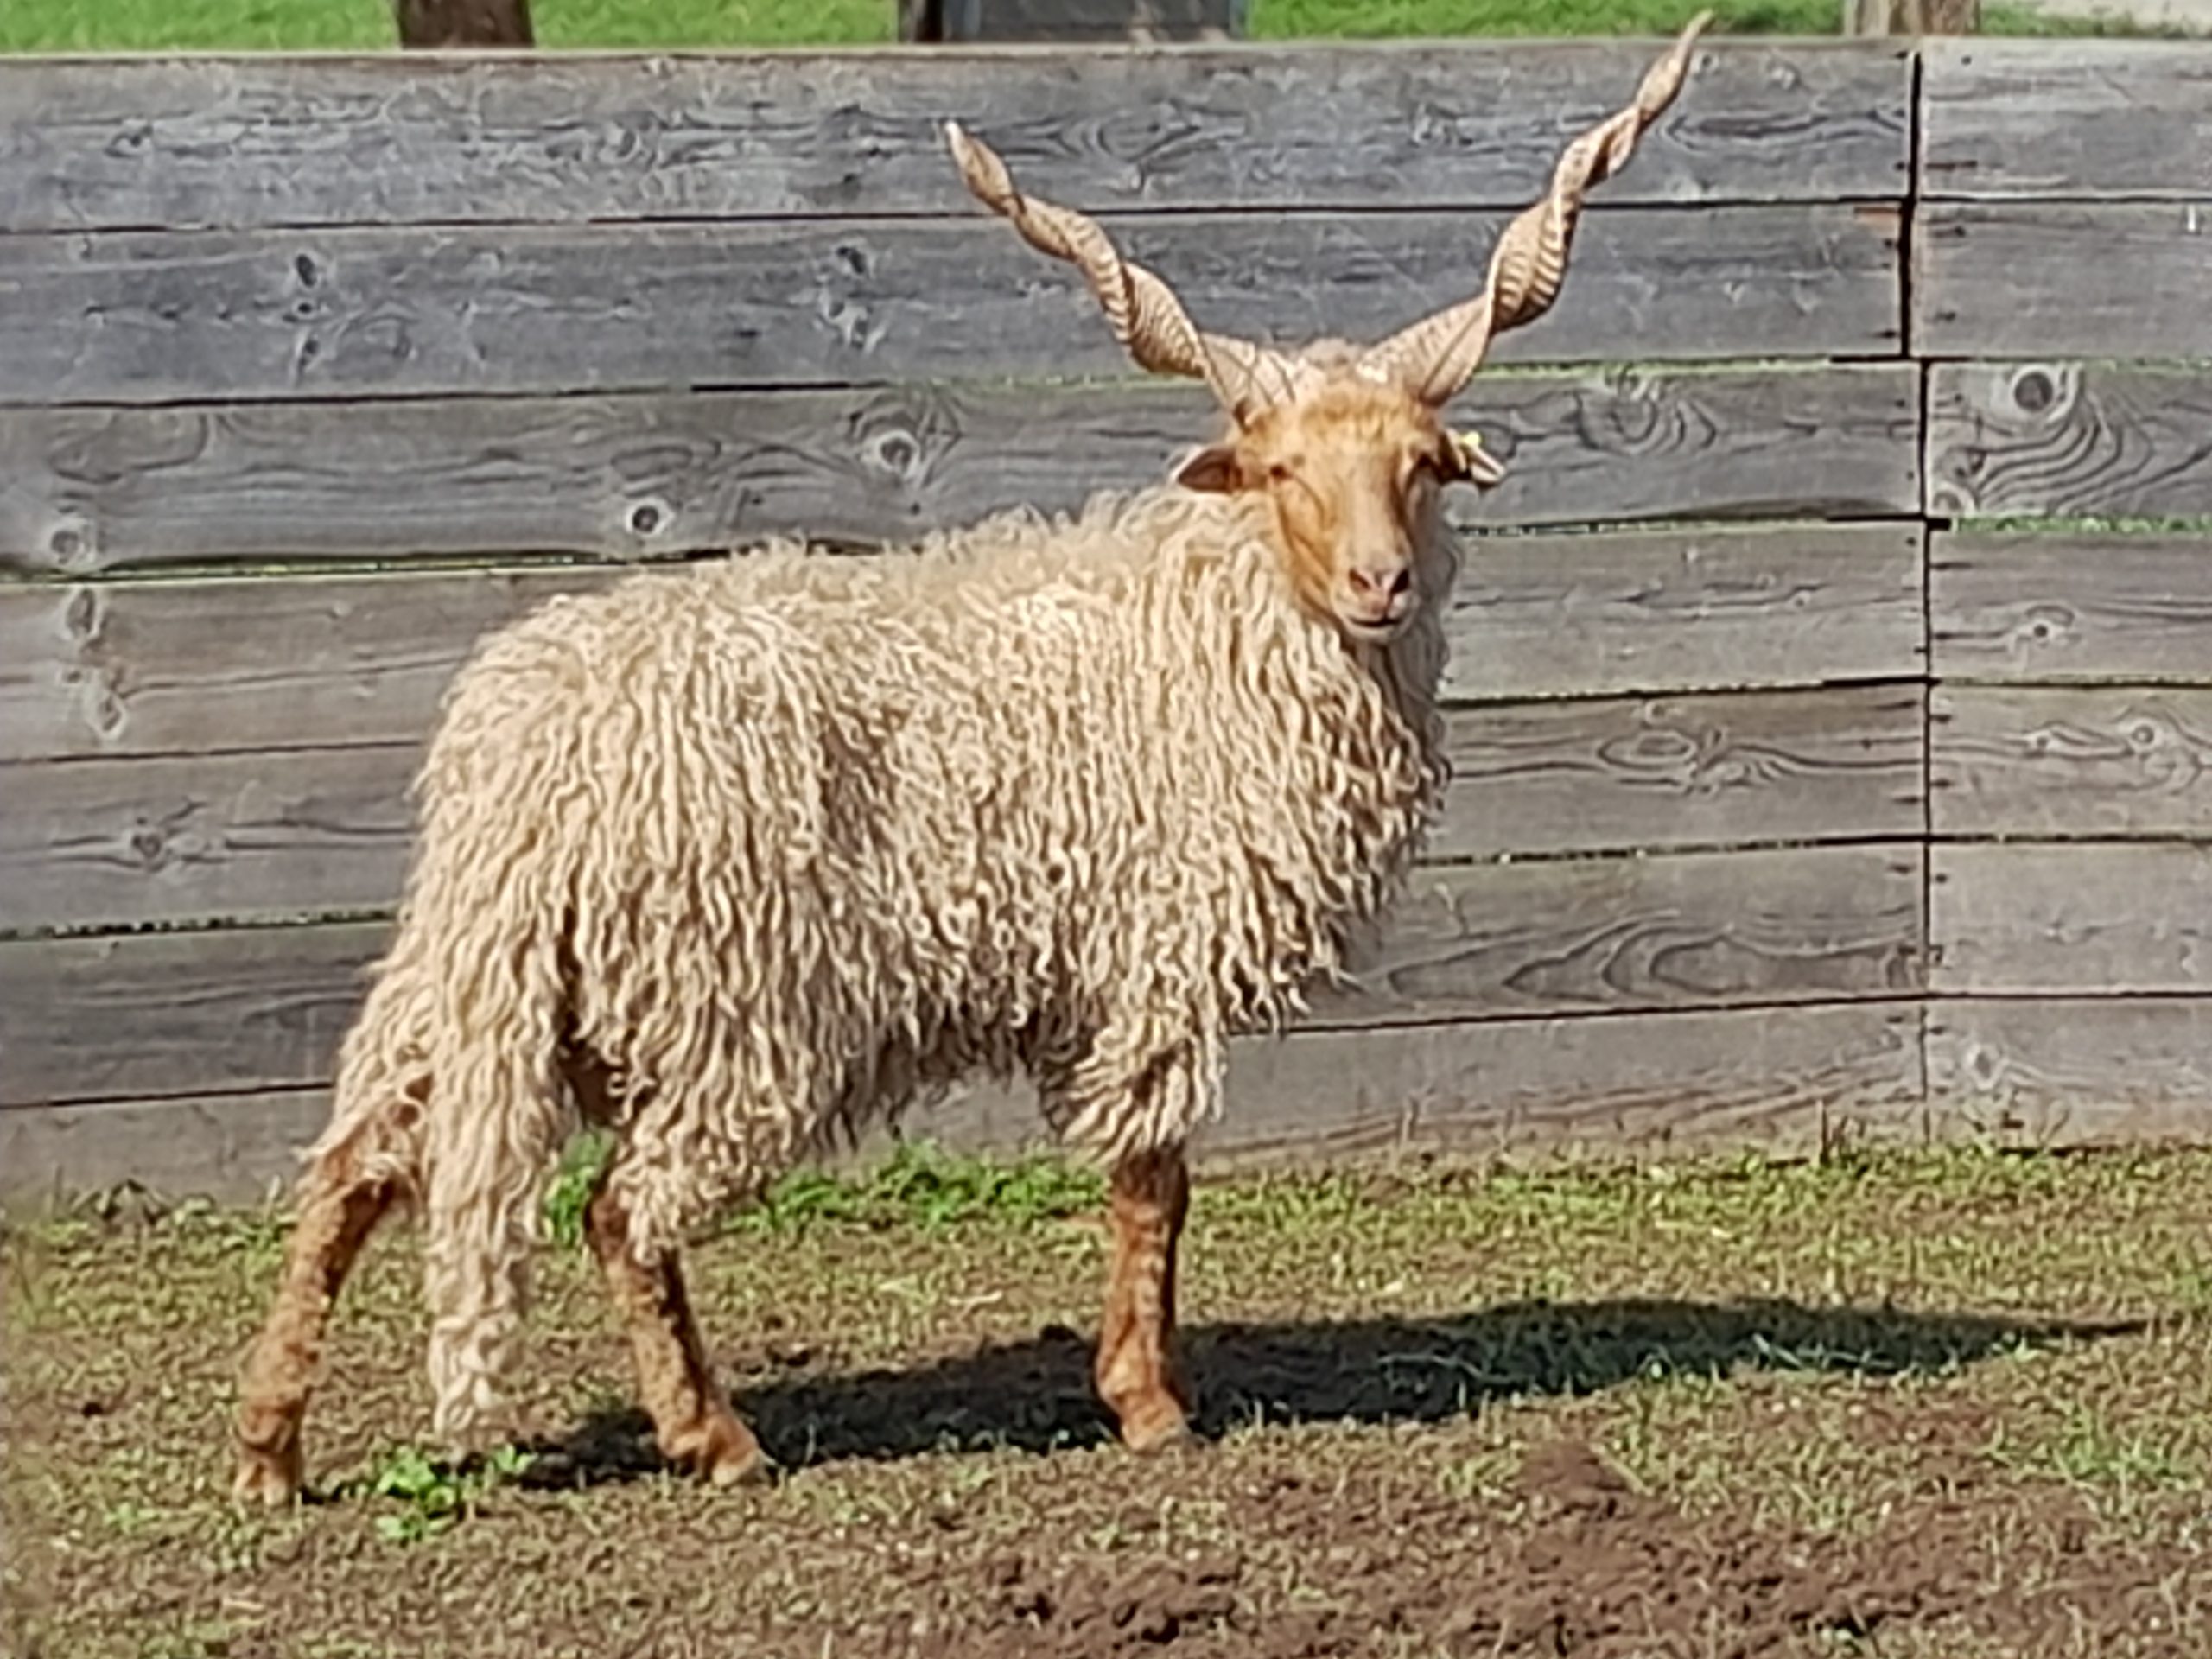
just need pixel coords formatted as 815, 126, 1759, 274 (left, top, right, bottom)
1267, 461, 1295, 485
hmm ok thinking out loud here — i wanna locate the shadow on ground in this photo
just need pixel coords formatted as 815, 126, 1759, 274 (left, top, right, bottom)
521, 1297, 2146, 1486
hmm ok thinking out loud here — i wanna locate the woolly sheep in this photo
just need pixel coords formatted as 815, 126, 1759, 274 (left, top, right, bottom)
232, 15, 1710, 1504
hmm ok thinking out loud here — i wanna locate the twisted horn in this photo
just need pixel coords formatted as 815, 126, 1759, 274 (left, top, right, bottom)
943, 121, 1307, 423
1358, 10, 1713, 407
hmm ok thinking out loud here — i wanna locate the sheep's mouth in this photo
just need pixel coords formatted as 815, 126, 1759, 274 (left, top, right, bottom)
1341, 613, 1411, 647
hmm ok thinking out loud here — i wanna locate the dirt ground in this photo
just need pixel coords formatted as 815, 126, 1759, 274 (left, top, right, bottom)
8, 1143, 2212, 1659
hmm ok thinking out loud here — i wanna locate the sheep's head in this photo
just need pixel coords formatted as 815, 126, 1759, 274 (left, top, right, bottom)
943, 11, 1709, 645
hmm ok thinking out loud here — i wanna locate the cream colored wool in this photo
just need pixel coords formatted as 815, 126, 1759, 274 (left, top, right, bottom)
308, 480, 1458, 1437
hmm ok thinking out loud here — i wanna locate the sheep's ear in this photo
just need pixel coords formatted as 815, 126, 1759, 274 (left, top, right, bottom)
1172, 444, 1243, 494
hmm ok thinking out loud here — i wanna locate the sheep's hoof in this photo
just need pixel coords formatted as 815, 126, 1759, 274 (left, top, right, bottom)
671, 1412, 770, 1488
231, 1435, 305, 1508
1117, 1402, 1198, 1457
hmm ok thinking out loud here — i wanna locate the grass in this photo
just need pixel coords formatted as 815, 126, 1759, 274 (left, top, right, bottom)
8, 1140, 2212, 1656
0, 0, 2196, 54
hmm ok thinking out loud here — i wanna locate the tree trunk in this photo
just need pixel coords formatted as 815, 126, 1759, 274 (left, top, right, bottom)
391, 0, 534, 46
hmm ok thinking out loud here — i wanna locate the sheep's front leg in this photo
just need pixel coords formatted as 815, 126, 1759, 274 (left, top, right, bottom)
1096, 1144, 1194, 1452
584, 1180, 766, 1486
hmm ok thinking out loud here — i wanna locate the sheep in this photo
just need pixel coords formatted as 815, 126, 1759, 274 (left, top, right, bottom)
230, 13, 1711, 1505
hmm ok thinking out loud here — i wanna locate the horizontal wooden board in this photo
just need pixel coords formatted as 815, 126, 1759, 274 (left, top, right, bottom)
1931, 842, 2212, 995
0, 920, 383, 1107
1, 524, 1925, 765
1920, 40, 2212, 200
0, 1090, 327, 1208
1927, 997, 2212, 1147
0, 837, 1923, 1098
1433, 683, 1925, 860
0, 744, 420, 931
0, 365, 1923, 573
1914, 202, 2212, 360
0, 42, 1910, 232
1444, 523, 1925, 703
1932, 531, 2212, 682
0, 206, 1901, 407
0, 999, 1925, 1202
1934, 685, 2212, 839
1310, 846, 1924, 1025
3, 688, 1924, 932
1224, 999, 1924, 1166
1927, 365, 2212, 520
0, 565, 610, 762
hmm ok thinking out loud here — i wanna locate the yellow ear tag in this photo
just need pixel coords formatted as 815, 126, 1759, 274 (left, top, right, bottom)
1449, 429, 1509, 488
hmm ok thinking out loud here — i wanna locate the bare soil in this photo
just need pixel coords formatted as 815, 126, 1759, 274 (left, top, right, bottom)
8, 1146, 2212, 1658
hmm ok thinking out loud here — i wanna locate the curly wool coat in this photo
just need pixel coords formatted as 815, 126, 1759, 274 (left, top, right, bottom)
315, 480, 1456, 1433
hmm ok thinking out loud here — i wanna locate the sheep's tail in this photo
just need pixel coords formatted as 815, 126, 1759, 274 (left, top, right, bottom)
408, 861, 577, 1446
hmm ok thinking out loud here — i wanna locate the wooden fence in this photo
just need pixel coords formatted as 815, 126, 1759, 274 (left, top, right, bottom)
2, 35, 2209, 1203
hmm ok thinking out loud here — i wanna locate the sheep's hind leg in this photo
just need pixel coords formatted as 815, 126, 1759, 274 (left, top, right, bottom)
1096, 1143, 1195, 1453
583, 1174, 766, 1486
232, 1106, 410, 1505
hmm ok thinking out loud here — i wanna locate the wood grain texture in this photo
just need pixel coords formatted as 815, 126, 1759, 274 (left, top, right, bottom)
1927, 997, 2212, 1147
1913, 202, 2212, 360
3, 710, 1921, 931
1433, 683, 1925, 859
0, 836, 1923, 1098
1934, 685, 2212, 839
0, 744, 420, 931
1920, 39, 2212, 200
1931, 842, 2212, 995
0, 921, 384, 1107
0, 42, 1909, 232
1444, 523, 1924, 703
0, 206, 1900, 406
1223, 1000, 1924, 1165
1932, 531, 2212, 682
0, 1090, 327, 1207
0, 366, 1922, 574
2, 524, 1924, 765
0, 565, 616, 762
1310, 846, 1924, 1026
0, 1000, 1925, 1201
1927, 365, 2212, 520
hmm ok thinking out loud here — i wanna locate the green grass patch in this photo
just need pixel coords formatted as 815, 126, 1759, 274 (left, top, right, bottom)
3, 0, 2197, 55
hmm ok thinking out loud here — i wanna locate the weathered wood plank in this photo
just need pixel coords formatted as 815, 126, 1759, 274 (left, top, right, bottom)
1433, 683, 1926, 860
0, 1090, 327, 1208
2, 688, 1924, 932
0, 42, 1909, 232
0, 744, 420, 931
1931, 843, 2212, 995
1932, 531, 2212, 683
1224, 1000, 1924, 1165
0, 565, 613, 763
1, 524, 1925, 765
0, 365, 1923, 574
0, 998, 1924, 1201
1921, 40, 2212, 200
0, 836, 1925, 1098
1928, 997, 2212, 1147
1914, 202, 2212, 361
1313, 846, 1924, 1026
0, 921, 385, 1107
1934, 685, 2212, 839
1445, 523, 1924, 704
0, 205, 1900, 406
1927, 365, 2212, 520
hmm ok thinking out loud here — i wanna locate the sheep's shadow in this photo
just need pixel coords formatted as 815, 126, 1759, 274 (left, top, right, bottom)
519, 1296, 2145, 1488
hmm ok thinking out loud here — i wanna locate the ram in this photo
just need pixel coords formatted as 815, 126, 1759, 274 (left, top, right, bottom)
232, 15, 1710, 1505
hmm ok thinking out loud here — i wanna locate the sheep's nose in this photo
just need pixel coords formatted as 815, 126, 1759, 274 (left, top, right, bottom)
1349, 564, 1412, 601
